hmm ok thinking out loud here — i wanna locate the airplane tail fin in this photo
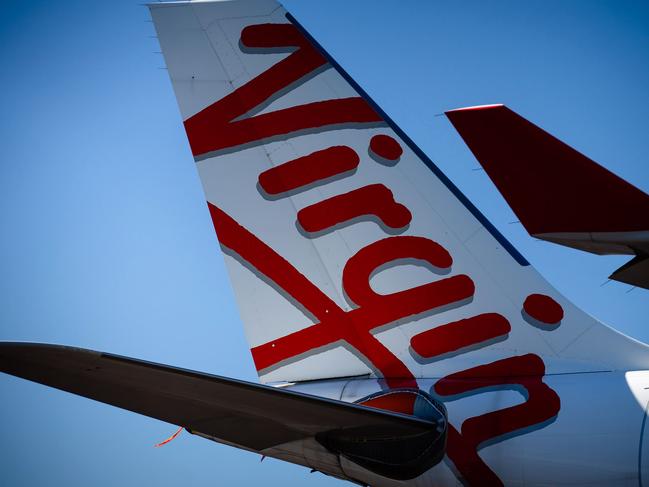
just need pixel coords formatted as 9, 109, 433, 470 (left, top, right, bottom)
149, 0, 649, 385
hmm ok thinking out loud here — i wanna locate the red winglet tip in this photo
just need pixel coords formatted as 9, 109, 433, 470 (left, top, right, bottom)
445, 104, 504, 115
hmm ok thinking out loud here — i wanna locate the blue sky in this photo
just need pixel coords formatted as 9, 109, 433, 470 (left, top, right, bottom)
1, 1, 647, 485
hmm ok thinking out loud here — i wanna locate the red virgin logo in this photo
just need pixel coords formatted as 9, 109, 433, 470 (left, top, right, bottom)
189, 22, 562, 487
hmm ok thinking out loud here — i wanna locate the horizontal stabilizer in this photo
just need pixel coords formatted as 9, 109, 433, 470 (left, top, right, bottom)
0, 343, 444, 480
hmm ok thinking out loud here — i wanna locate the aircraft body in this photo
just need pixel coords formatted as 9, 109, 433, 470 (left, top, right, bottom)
2, 1, 649, 486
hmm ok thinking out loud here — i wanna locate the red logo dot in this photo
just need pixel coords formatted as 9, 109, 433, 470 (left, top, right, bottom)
523, 294, 564, 326
369, 134, 403, 163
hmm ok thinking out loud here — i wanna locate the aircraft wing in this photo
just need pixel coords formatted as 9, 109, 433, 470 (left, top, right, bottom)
446, 104, 649, 289
0, 342, 443, 481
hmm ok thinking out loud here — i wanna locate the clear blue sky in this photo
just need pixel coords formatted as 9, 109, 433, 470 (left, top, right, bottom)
1, 1, 647, 485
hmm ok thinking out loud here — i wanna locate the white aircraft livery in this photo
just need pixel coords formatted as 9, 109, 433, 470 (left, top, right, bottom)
2, 1, 649, 486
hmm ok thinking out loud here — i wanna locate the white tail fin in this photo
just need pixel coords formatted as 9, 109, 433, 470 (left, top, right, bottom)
149, 0, 649, 384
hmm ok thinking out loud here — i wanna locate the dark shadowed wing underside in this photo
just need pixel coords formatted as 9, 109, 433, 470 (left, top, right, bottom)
0, 343, 443, 481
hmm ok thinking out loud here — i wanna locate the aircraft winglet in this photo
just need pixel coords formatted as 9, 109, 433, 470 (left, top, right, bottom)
446, 104, 649, 288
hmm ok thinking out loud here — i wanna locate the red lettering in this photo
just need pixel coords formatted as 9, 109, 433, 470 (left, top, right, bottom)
258, 146, 359, 196
369, 134, 403, 164
184, 24, 382, 157
297, 184, 412, 234
411, 313, 511, 359
523, 293, 564, 326
342, 235, 454, 306
194, 21, 564, 487
436, 354, 561, 486
207, 203, 474, 388
446, 426, 503, 486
